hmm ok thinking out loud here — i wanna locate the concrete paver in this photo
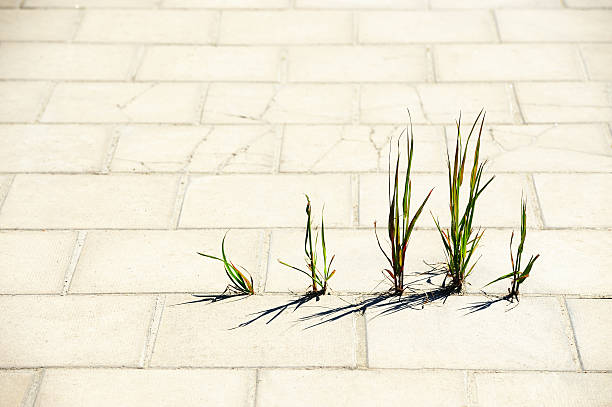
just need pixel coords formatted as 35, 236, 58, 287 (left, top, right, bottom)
0, 0, 610, 403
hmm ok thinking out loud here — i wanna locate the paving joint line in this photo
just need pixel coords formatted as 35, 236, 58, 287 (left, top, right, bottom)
557, 295, 585, 371
61, 230, 87, 295
213, 10, 222, 46
196, 83, 210, 124
426, 45, 437, 83
1, 291, 610, 299
21, 368, 44, 407
2, 120, 611, 126
529, 173, 547, 228
6, 78, 612, 85
140, 294, 166, 368
170, 173, 190, 229
0, 174, 15, 212
490, 9, 502, 43
5, 39, 612, 46
355, 311, 368, 368
34, 82, 56, 123
250, 369, 260, 407
69, 8, 85, 41
351, 174, 360, 226
508, 82, 526, 125
100, 126, 120, 174
0, 169, 612, 176
465, 370, 479, 407
127, 45, 147, 81
3, 365, 610, 373
2, 225, 612, 232
575, 44, 590, 81
257, 230, 272, 294
272, 125, 284, 174
351, 11, 359, 45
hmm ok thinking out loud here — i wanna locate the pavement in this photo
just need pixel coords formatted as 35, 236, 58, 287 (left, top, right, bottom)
0, 0, 611, 406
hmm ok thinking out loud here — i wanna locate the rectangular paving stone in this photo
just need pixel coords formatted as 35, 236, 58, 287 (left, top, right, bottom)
0, 10, 79, 40
280, 124, 446, 173
0, 174, 179, 229
202, 83, 354, 124
446, 124, 612, 173
359, 11, 497, 43
0, 231, 75, 294
137, 46, 279, 81
464, 229, 612, 297
0, 81, 50, 123
0, 125, 111, 172
566, 0, 612, 6
360, 84, 515, 124
76, 10, 218, 43
476, 372, 612, 407
180, 174, 352, 227
296, 0, 428, 8
431, 0, 560, 7
515, 82, 612, 123
367, 296, 575, 370
24, 0, 158, 6
41, 82, 204, 123
566, 299, 612, 370
266, 229, 443, 294
0, 0, 19, 6
71, 230, 265, 293
496, 10, 612, 42
287, 46, 427, 82
219, 11, 351, 44
0, 43, 135, 80
534, 174, 612, 227
435, 44, 584, 81
257, 369, 467, 406
0, 295, 153, 367
151, 295, 356, 367
111, 124, 277, 173
359, 173, 538, 228
35, 369, 255, 407
581, 44, 612, 81
163, 0, 289, 7
0, 370, 33, 407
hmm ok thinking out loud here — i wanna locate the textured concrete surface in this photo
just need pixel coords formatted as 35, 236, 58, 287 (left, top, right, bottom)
0, 0, 611, 405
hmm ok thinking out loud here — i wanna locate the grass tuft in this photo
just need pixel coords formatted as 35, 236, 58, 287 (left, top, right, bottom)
432, 110, 495, 293
375, 112, 433, 295
485, 197, 540, 302
198, 232, 254, 295
278, 195, 335, 294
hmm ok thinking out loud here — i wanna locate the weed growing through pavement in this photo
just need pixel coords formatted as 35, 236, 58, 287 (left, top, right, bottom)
485, 197, 540, 302
278, 195, 335, 295
432, 110, 495, 293
375, 113, 433, 295
198, 232, 255, 295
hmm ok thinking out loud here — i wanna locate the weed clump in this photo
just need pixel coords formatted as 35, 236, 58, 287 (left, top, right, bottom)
375, 115, 433, 295
278, 195, 336, 295
198, 232, 255, 295
432, 110, 494, 293
486, 198, 540, 301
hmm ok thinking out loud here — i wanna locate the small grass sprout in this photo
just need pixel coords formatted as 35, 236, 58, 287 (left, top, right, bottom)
485, 198, 540, 302
375, 114, 433, 295
433, 110, 495, 293
198, 232, 254, 295
278, 195, 335, 295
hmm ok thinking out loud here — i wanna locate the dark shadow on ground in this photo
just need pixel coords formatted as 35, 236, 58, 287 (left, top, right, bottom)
235, 291, 324, 328
171, 293, 250, 307
297, 286, 455, 329
460, 292, 518, 315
